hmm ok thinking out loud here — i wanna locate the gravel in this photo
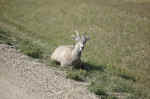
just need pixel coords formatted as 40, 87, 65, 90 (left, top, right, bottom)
0, 44, 98, 99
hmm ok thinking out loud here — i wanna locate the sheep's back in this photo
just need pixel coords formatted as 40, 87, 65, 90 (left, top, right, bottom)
51, 45, 73, 62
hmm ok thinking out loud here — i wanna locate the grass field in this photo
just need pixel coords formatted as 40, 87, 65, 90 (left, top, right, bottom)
0, 0, 150, 98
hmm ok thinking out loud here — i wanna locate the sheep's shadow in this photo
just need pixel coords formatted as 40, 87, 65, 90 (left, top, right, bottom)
75, 62, 105, 72
51, 60, 105, 72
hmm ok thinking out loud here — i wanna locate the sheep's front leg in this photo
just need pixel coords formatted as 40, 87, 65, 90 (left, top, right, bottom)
60, 62, 66, 67
60, 61, 72, 67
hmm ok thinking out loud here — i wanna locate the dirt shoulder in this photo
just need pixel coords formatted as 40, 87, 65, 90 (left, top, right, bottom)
0, 44, 98, 99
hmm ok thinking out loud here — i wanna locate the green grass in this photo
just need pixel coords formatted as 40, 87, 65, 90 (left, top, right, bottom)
18, 40, 44, 58
66, 69, 88, 81
0, 30, 12, 44
0, 0, 150, 98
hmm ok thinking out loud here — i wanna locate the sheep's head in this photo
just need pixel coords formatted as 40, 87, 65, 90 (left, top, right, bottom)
72, 30, 90, 51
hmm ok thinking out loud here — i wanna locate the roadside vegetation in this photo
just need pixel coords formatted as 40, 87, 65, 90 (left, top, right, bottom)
0, 0, 150, 98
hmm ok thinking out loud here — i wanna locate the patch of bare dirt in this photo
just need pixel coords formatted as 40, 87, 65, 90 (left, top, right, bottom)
0, 44, 98, 99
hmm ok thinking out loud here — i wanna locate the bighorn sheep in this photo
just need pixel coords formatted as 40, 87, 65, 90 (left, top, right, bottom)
51, 31, 89, 66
